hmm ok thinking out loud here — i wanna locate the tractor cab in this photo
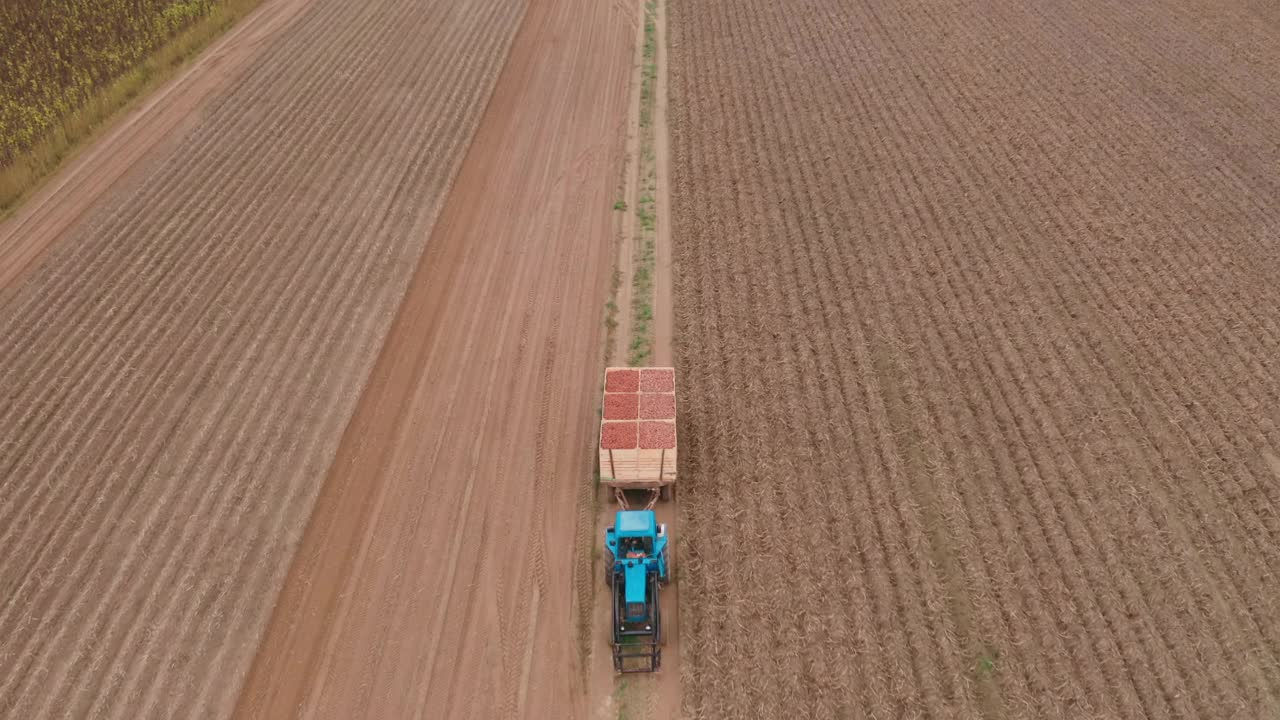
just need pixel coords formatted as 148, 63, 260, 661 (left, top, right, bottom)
620, 535, 649, 558
603, 510, 669, 671
605, 510, 667, 570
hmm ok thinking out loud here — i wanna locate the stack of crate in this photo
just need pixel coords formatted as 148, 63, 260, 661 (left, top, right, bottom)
599, 367, 677, 488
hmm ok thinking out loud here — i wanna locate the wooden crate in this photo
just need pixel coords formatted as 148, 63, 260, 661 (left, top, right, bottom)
599, 367, 677, 487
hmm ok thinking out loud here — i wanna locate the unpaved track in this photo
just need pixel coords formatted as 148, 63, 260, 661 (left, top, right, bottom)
0, 0, 530, 717
670, 0, 1280, 718
590, 1, 681, 717
231, 0, 633, 717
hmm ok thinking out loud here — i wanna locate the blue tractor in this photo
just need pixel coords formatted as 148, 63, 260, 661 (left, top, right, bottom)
604, 510, 669, 672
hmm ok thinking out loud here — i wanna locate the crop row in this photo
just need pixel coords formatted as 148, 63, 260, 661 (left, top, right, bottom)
669, 0, 1280, 718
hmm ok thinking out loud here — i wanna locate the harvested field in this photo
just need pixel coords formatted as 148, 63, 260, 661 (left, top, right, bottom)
669, 0, 1280, 718
0, 0, 528, 716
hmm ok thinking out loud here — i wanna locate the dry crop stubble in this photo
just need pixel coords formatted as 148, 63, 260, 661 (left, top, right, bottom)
670, 0, 1280, 717
931, 1, 1280, 702
839, 12, 1187, 712
915, 3, 1280, 704
0, 0, 527, 717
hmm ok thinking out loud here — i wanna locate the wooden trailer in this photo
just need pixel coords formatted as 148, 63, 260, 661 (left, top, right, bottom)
598, 367, 677, 505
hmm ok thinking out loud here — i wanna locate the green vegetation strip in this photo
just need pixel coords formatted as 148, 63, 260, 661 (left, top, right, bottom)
627, 0, 659, 366
0, 0, 265, 216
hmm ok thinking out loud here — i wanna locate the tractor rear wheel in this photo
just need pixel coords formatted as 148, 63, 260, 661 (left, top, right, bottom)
603, 550, 615, 588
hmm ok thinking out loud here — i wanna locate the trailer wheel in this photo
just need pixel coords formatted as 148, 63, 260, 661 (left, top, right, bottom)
659, 484, 672, 502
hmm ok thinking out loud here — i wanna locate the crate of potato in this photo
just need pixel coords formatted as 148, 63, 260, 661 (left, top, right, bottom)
599, 367, 677, 498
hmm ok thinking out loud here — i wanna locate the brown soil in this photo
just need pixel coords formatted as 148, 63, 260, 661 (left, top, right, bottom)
0, 0, 575, 716
668, 0, 1280, 718
230, 0, 634, 717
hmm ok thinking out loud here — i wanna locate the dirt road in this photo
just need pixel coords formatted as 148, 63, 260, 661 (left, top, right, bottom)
231, 0, 634, 717
669, 0, 1280, 717
589, 1, 681, 717
0, 0, 572, 716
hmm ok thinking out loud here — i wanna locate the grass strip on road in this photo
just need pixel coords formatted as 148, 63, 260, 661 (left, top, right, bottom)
627, 0, 659, 366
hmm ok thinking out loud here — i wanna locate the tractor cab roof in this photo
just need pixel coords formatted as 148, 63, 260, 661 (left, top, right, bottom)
614, 510, 657, 538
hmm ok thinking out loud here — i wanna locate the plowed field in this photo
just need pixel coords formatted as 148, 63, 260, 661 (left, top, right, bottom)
0, 0, 529, 716
669, 0, 1280, 718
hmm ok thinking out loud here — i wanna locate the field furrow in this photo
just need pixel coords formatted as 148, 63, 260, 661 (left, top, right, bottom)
670, 0, 1280, 717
